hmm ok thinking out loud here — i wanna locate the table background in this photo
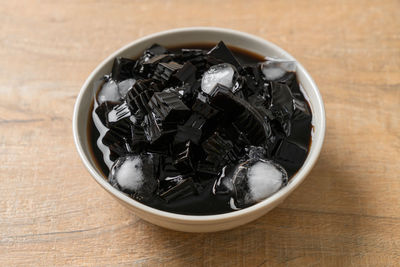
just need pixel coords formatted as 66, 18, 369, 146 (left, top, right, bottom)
1, 0, 399, 266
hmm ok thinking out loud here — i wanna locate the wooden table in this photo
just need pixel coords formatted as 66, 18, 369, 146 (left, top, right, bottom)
1, 0, 399, 266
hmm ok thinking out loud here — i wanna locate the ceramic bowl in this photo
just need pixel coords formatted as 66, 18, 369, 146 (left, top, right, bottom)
73, 27, 325, 232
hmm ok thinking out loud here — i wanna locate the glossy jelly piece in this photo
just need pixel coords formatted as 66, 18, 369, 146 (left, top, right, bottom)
196, 160, 221, 179
159, 156, 181, 181
210, 85, 271, 145
270, 81, 294, 115
180, 48, 205, 60
173, 62, 197, 84
286, 106, 312, 148
178, 82, 200, 107
159, 177, 200, 203
179, 49, 208, 73
191, 93, 219, 119
176, 113, 207, 145
102, 129, 131, 161
202, 131, 239, 165
223, 123, 251, 150
273, 139, 308, 176
153, 62, 183, 83
174, 125, 202, 145
269, 81, 296, 136
158, 175, 184, 194
142, 54, 172, 75
146, 44, 168, 56
148, 180, 232, 215
142, 112, 177, 144
111, 57, 136, 81
125, 79, 158, 114
172, 141, 195, 173
95, 101, 120, 127
212, 165, 235, 196
148, 91, 191, 123
275, 71, 304, 100
207, 41, 242, 70
130, 124, 147, 153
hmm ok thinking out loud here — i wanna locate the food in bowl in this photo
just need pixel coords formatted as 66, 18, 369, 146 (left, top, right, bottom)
89, 41, 312, 215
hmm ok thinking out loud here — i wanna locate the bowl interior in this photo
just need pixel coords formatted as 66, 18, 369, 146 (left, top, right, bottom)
73, 27, 325, 223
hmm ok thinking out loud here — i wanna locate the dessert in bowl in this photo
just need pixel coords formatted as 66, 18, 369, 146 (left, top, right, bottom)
73, 27, 325, 232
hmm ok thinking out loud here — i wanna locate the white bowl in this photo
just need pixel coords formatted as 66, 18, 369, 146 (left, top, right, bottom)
73, 27, 325, 232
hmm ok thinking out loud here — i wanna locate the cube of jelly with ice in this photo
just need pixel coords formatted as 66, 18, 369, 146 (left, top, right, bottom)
118, 79, 135, 98
97, 79, 121, 104
261, 58, 296, 81
201, 63, 238, 95
108, 154, 158, 201
217, 159, 288, 208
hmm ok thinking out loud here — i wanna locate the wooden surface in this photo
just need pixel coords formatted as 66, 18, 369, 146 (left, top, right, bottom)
1, 0, 399, 266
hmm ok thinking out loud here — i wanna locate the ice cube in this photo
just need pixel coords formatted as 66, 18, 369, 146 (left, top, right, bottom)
246, 160, 286, 202
109, 154, 157, 200
201, 63, 237, 94
229, 159, 288, 208
97, 80, 121, 104
261, 58, 296, 81
118, 79, 136, 97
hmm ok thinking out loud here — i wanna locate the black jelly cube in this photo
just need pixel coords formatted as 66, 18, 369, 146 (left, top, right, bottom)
142, 113, 176, 144
125, 79, 158, 114
148, 91, 191, 123
173, 62, 197, 84
191, 93, 219, 119
172, 141, 195, 173
174, 125, 202, 145
142, 54, 172, 75
111, 57, 136, 81
102, 129, 132, 161
159, 157, 181, 180
159, 177, 199, 203
273, 139, 308, 175
146, 44, 168, 56
270, 81, 294, 117
207, 41, 242, 70
287, 108, 312, 148
202, 132, 239, 165
153, 62, 183, 83
130, 124, 147, 153
196, 161, 221, 179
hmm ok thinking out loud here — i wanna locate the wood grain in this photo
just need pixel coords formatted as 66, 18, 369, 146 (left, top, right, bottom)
0, 0, 399, 266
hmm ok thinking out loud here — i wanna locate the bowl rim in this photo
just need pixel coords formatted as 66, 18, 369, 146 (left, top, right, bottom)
73, 26, 326, 223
